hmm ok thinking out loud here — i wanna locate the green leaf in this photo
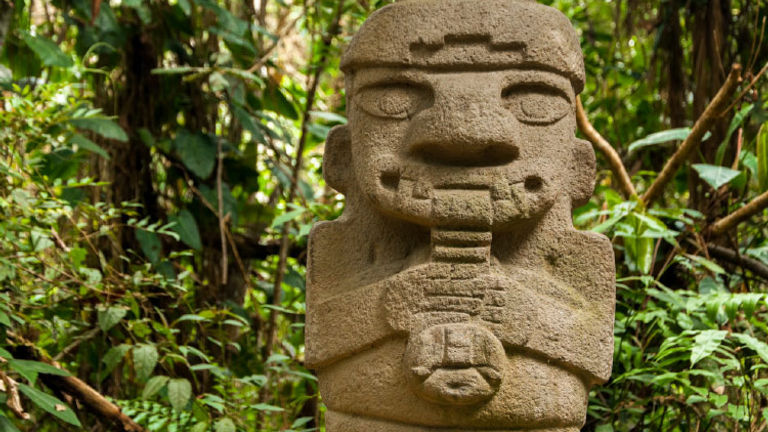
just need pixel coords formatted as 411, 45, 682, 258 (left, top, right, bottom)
310, 111, 348, 124
214, 417, 236, 432
151, 66, 199, 75
132, 344, 159, 382
732, 333, 768, 364
178, 0, 192, 15
0, 347, 13, 359
8, 360, 70, 385
757, 122, 768, 192
135, 229, 162, 264
98, 307, 128, 332
69, 118, 128, 142
174, 130, 216, 179
0, 310, 10, 327
716, 104, 754, 165
21, 32, 73, 68
17, 383, 82, 427
233, 105, 266, 143
167, 378, 192, 411
250, 403, 284, 412
175, 314, 211, 323
692, 164, 741, 190
270, 208, 305, 229
627, 128, 693, 154
191, 422, 209, 432
170, 210, 202, 250
142, 375, 169, 399
102, 344, 131, 376
70, 134, 110, 160
691, 330, 728, 366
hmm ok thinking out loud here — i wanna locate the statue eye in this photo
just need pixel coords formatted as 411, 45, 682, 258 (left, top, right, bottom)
356, 84, 432, 120
502, 85, 571, 125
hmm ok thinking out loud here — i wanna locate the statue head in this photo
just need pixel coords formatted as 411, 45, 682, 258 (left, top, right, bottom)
324, 0, 596, 231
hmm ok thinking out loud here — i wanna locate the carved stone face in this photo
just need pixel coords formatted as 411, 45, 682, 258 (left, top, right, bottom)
328, 0, 595, 231
347, 66, 577, 230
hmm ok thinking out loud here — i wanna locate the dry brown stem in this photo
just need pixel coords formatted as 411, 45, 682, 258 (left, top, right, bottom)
642, 64, 742, 206
710, 190, 768, 237
576, 98, 638, 200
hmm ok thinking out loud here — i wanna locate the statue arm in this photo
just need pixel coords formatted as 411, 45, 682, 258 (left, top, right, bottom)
305, 281, 395, 369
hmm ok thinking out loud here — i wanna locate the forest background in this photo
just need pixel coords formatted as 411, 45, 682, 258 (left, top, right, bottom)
1, 0, 768, 430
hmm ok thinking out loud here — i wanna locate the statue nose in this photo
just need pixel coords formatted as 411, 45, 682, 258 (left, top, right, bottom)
406, 101, 519, 167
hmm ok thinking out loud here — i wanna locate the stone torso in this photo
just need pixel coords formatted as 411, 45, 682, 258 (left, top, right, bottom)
306, 1, 616, 430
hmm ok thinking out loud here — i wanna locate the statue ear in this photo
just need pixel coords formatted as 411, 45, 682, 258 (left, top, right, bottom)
570, 138, 596, 208
323, 125, 352, 194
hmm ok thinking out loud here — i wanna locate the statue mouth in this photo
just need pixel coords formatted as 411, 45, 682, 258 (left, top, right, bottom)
368, 155, 555, 229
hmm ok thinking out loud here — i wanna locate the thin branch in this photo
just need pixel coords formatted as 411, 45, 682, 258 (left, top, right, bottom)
705, 243, 768, 280
576, 97, 638, 200
710, 190, 768, 236
642, 64, 742, 206
217, 139, 228, 286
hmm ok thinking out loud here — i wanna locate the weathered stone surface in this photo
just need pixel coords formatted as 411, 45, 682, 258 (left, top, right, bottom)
306, 0, 616, 430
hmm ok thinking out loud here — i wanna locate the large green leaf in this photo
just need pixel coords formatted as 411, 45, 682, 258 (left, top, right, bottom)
174, 130, 216, 179
627, 128, 692, 154
17, 383, 81, 427
692, 164, 741, 190
135, 229, 162, 264
21, 32, 73, 68
167, 378, 192, 411
69, 118, 128, 142
170, 210, 202, 251
690, 330, 727, 366
132, 344, 158, 382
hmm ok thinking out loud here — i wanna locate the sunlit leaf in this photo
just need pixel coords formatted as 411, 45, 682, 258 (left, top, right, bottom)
691, 330, 727, 366
692, 164, 741, 190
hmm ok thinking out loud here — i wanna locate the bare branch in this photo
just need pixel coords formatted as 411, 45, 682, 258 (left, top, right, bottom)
576, 97, 638, 200
642, 64, 742, 206
705, 243, 768, 280
710, 190, 768, 237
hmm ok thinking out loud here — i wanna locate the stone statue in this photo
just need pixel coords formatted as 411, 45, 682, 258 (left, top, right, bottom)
306, 0, 616, 430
